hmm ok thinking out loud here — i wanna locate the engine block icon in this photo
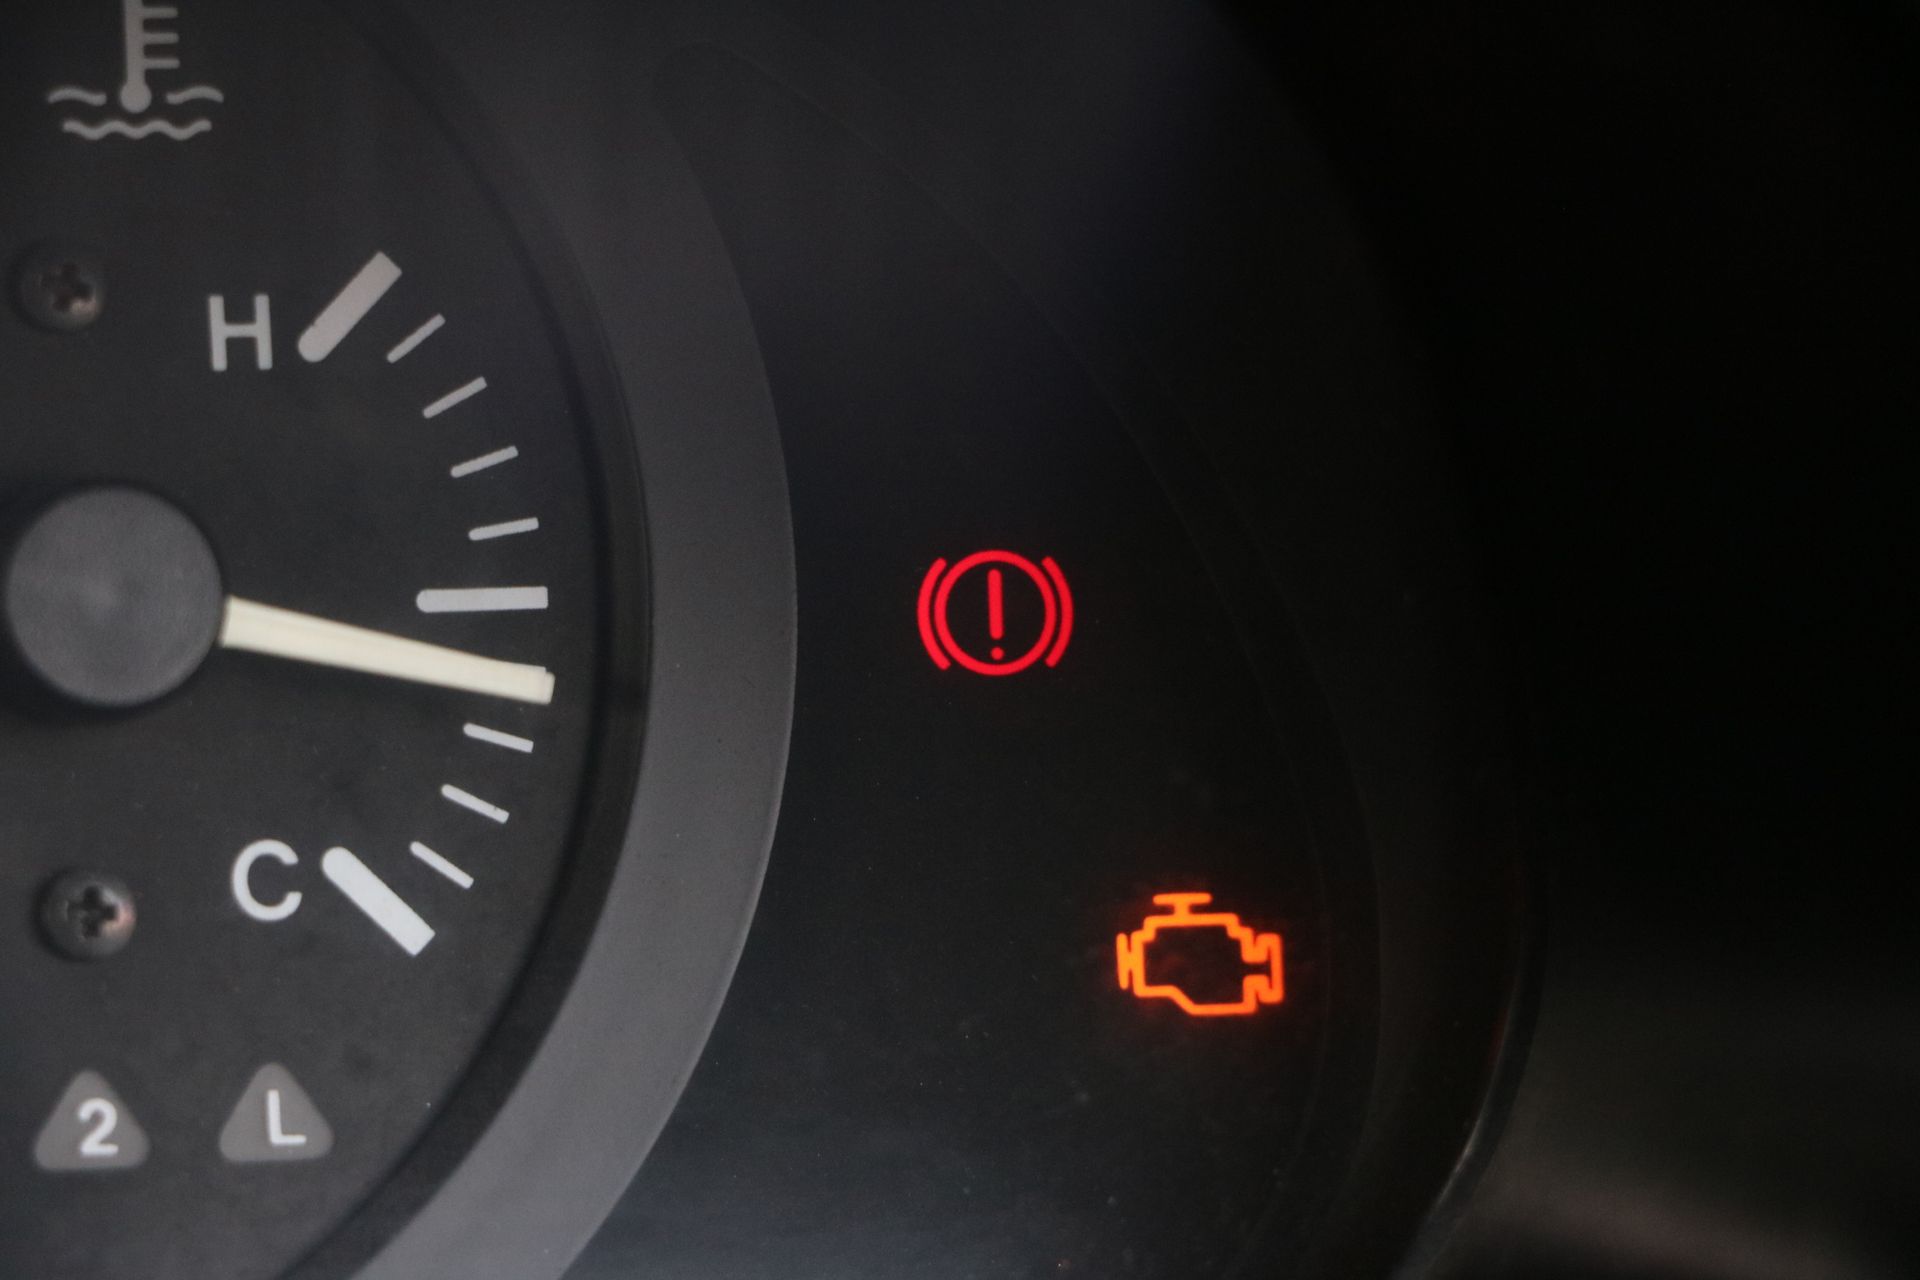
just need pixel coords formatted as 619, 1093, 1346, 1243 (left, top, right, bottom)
1115, 893, 1284, 1018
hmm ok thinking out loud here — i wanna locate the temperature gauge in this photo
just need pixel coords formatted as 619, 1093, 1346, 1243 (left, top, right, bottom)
0, 3, 642, 1276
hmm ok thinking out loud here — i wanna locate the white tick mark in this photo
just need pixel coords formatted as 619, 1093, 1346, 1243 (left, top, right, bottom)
416, 587, 548, 614
450, 446, 518, 478
386, 314, 445, 363
320, 847, 435, 956
468, 517, 540, 542
423, 377, 487, 420
409, 841, 475, 890
297, 252, 402, 363
464, 722, 535, 753
441, 784, 509, 824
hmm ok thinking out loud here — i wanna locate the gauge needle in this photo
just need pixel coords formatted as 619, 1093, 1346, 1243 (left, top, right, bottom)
218, 597, 555, 706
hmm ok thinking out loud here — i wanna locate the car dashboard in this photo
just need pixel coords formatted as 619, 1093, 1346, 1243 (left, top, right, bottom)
0, 2, 1910, 1278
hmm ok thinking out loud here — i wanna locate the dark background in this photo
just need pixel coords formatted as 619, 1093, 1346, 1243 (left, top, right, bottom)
487, 0, 1920, 1276
1230, 3, 1918, 1277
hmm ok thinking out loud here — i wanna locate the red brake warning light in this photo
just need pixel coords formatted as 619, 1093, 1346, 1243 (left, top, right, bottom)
1115, 893, 1284, 1018
916, 550, 1073, 675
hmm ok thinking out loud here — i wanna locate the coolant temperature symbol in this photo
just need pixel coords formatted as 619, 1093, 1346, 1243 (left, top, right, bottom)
917, 550, 1073, 675
46, 0, 226, 142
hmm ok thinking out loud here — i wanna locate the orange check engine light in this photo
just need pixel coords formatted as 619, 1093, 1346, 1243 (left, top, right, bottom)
1115, 893, 1284, 1017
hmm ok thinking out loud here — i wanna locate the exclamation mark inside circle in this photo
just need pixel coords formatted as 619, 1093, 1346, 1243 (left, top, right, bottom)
987, 568, 1006, 660
916, 550, 1073, 675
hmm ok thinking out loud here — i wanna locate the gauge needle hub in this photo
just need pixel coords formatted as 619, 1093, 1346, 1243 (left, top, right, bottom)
220, 597, 555, 705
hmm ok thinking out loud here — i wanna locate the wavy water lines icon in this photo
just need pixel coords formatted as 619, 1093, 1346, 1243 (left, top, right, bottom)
60, 117, 213, 141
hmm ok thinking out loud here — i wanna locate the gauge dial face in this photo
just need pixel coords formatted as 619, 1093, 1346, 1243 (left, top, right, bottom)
0, 4, 636, 1277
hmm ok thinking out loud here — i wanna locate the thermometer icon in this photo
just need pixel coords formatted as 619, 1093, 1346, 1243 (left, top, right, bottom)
916, 550, 1073, 676
118, 0, 181, 114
